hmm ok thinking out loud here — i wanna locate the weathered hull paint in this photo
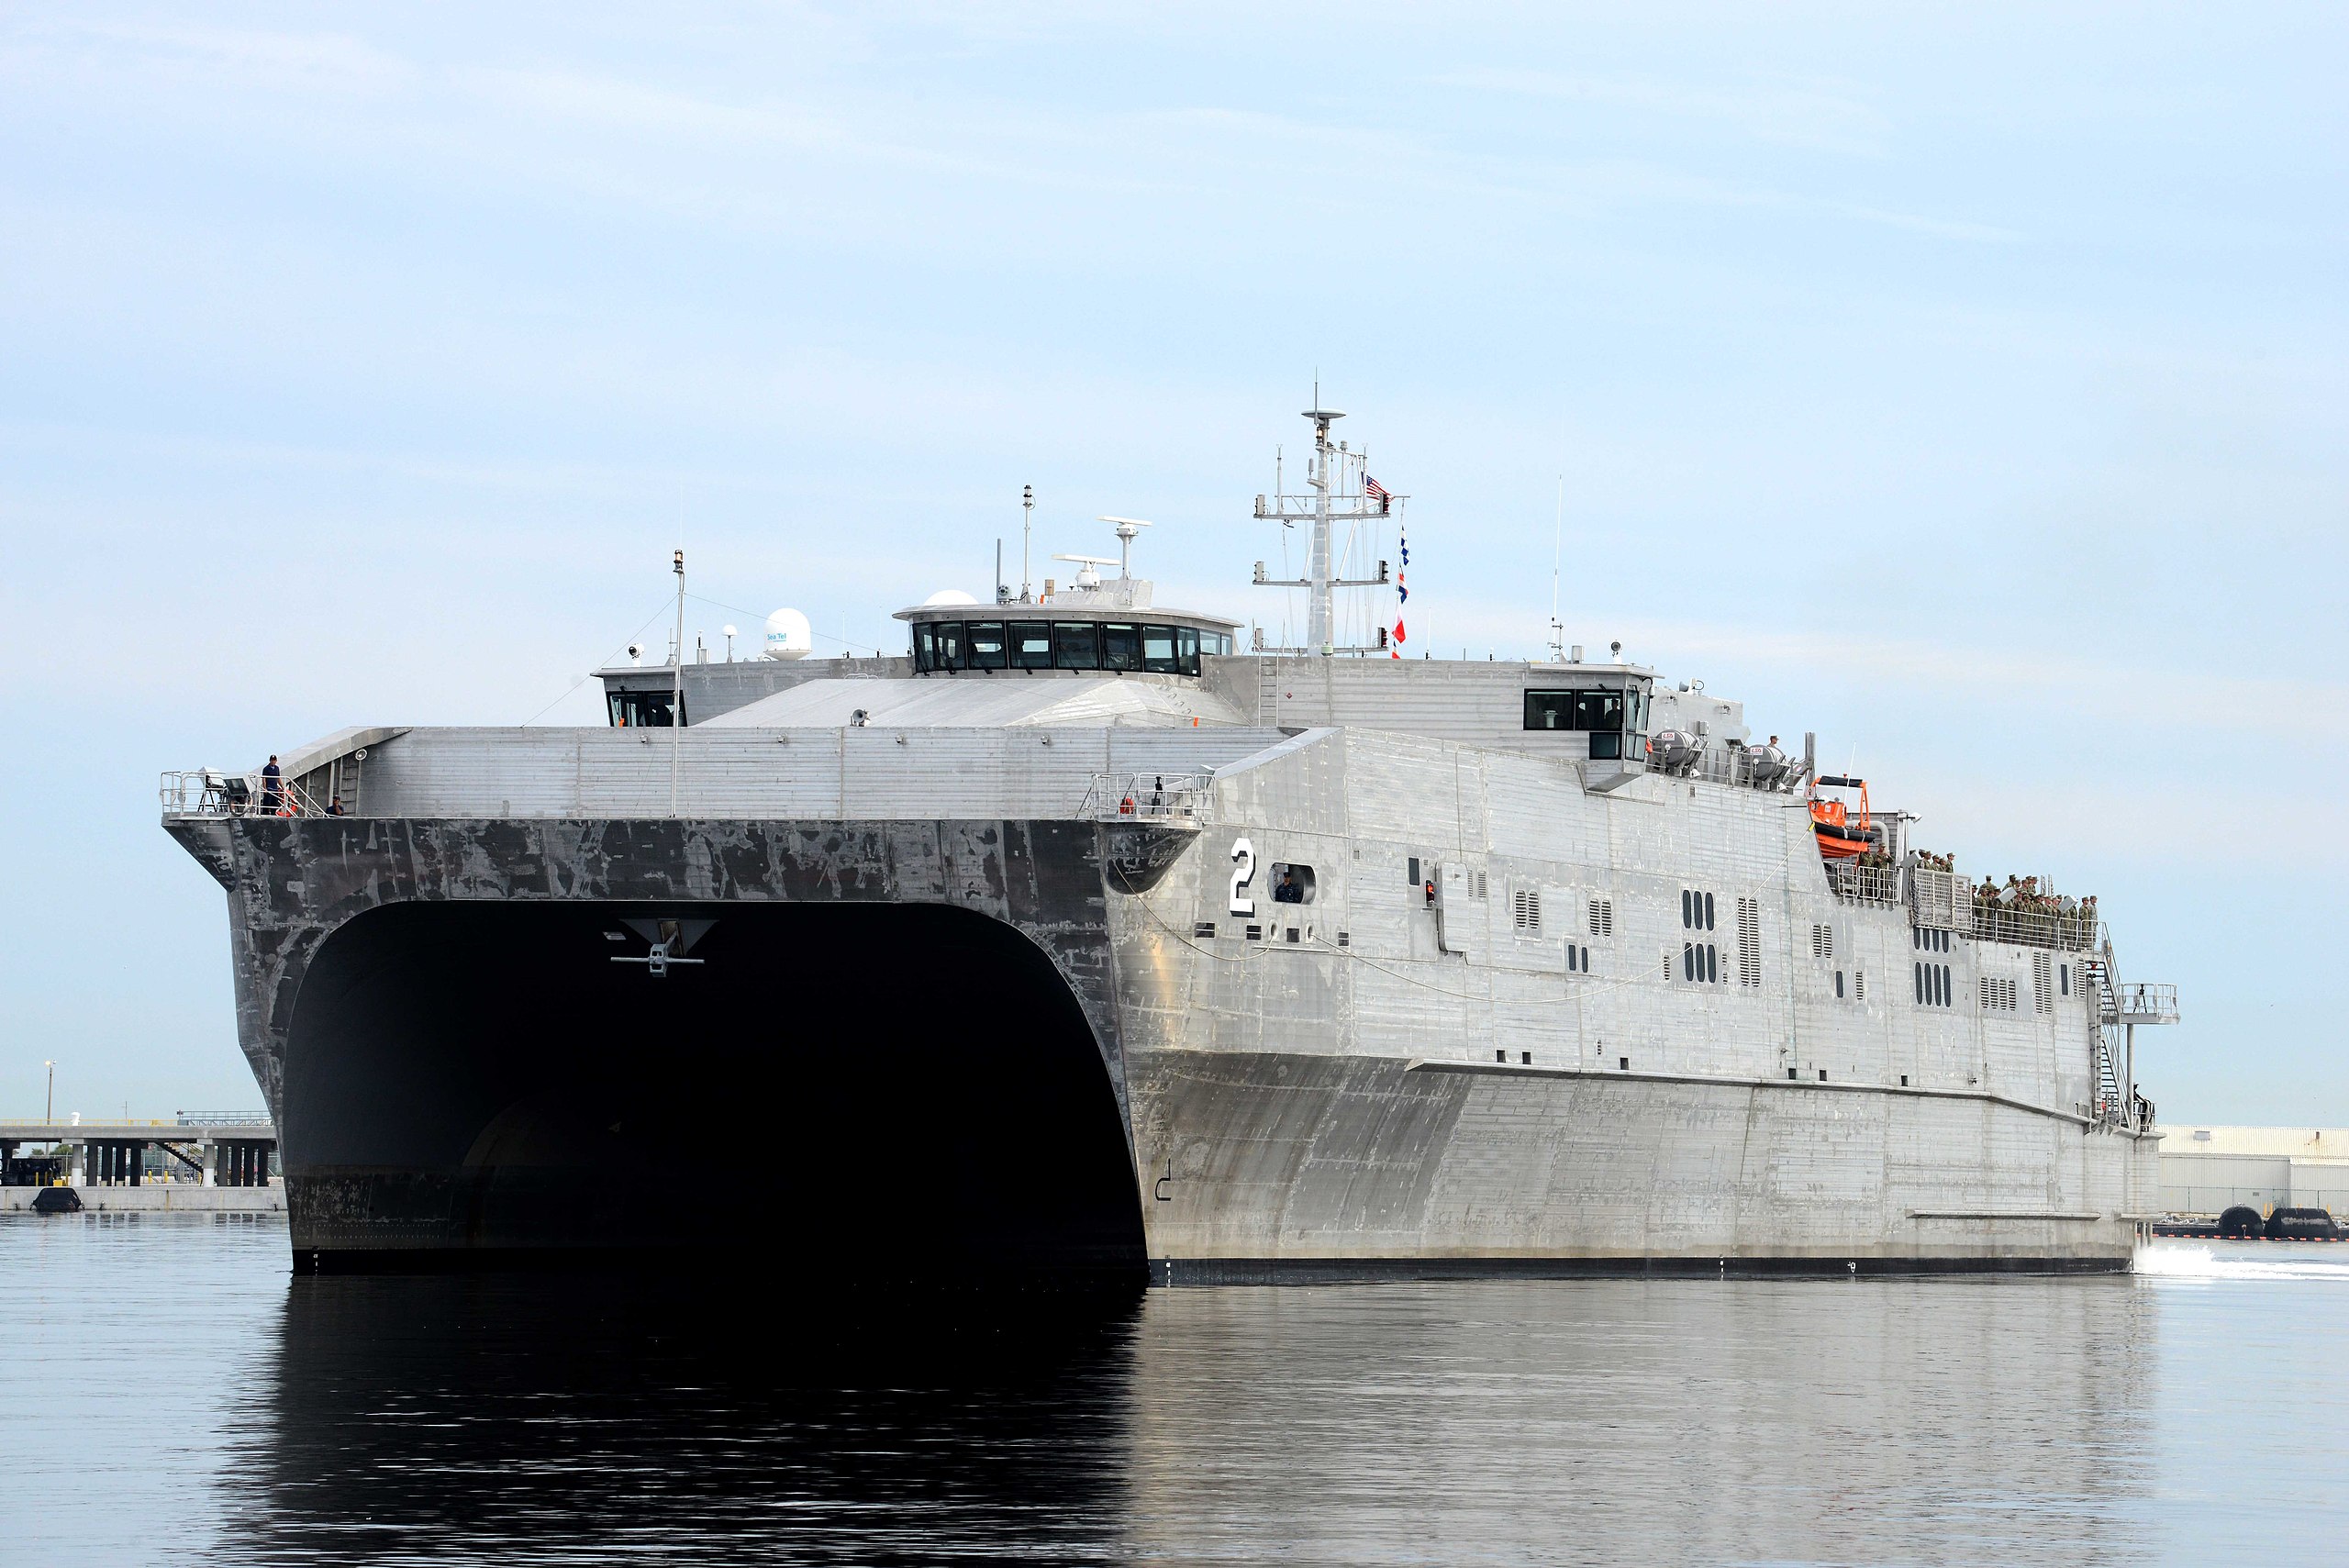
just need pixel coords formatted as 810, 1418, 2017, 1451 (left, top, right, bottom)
1127, 1049, 2143, 1273
170, 757, 2155, 1278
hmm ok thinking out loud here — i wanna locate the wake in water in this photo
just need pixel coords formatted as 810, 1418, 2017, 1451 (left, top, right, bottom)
2135, 1240, 2349, 1283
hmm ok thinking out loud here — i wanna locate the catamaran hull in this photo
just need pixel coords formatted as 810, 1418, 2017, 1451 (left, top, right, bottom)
166, 810, 2150, 1279
1129, 1048, 2141, 1280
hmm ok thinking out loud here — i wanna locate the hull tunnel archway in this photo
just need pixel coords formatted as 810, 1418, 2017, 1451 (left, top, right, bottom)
281, 898, 1147, 1284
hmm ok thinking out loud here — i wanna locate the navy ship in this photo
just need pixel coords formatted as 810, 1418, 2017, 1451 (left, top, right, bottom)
162, 405, 2176, 1279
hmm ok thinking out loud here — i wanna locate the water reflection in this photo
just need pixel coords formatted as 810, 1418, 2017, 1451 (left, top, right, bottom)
1124, 1280, 2158, 1565
216, 1271, 2163, 1565
224, 1273, 1144, 1563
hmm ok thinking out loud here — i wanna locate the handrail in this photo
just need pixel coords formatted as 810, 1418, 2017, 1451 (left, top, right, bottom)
1824, 861, 1902, 907
2114, 982, 2180, 1024
1651, 739, 1807, 794
161, 769, 333, 820
1081, 770, 1214, 823
0, 1118, 274, 1134
1970, 904, 2100, 952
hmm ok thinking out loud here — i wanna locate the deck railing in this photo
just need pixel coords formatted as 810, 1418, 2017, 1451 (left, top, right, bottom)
1969, 903, 2101, 952
1655, 742, 1807, 794
1081, 770, 1215, 824
2114, 982, 2180, 1024
1908, 866, 1967, 929
161, 770, 330, 820
1823, 861, 1903, 907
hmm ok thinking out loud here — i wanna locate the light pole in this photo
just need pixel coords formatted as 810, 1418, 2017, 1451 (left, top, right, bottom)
669, 549, 685, 817
44, 1060, 53, 1122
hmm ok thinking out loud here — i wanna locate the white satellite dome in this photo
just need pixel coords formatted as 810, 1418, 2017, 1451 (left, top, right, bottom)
922, 588, 980, 607
762, 607, 814, 661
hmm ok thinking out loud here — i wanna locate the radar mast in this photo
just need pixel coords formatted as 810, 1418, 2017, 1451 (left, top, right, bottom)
1252, 397, 1400, 654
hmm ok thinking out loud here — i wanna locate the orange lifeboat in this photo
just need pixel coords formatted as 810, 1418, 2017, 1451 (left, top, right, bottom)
1809, 775, 1874, 862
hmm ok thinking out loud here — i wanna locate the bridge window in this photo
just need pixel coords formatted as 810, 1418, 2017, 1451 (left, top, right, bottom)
1102, 623, 1142, 672
936, 621, 968, 672
1011, 622, 1053, 670
1142, 625, 1179, 674
607, 690, 684, 727
1523, 687, 1649, 731
918, 618, 1228, 675
1525, 687, 1648, 759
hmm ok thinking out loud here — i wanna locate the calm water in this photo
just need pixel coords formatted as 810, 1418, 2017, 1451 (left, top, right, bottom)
6, 1218, 2346, 1565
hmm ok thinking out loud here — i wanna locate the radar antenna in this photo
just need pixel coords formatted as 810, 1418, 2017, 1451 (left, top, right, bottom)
1097, 516, 1152, 578
1052, 552, 1119, 588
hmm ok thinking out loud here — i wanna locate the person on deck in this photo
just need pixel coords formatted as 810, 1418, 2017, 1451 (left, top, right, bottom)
260, 755, 282, 813
1273, 869, 1304, 904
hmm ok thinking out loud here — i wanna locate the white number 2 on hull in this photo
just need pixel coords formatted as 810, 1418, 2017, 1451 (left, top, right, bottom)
1229, 837, 1256, 917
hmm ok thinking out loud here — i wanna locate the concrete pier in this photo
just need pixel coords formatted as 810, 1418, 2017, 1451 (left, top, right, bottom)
1, 1120, 277, 1194
0, 1185, 284, 1214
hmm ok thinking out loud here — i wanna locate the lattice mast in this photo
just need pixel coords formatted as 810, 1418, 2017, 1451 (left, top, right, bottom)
1252, 404, 1399, 654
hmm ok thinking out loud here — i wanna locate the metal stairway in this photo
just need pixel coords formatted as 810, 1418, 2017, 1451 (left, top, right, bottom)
2082, 950, 2126, 1123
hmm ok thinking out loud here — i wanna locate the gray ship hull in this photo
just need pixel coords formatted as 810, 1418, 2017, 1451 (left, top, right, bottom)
168, 791, 2151, 1279
1133, 1051, 2139, 1280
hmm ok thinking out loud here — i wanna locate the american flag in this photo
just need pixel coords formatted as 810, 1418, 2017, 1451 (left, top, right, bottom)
1364, 475, 1391, 512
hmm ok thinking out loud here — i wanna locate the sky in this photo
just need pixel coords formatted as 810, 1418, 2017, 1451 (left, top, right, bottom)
2, 4, 2343, 1124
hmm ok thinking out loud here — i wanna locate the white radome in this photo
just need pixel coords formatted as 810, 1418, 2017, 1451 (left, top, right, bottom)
762, 607, 814, 661
922, 588, 980, 607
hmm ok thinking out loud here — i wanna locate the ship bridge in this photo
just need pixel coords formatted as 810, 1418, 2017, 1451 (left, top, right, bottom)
898, 598, 1238, 679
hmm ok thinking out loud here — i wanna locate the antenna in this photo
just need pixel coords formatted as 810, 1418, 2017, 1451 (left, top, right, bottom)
1097, 516, 1152, 578
1020, 484, 1034, 602
1302, 405, 1342, 651
1251, 391, 1399, 656
1548, 473, 1564, 662
669, 549, 685, 816
1052, 552, 1118, 589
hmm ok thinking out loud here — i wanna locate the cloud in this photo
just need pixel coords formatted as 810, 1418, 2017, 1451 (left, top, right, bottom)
1438, 65, 1893, 158
7, 15, 417, 97
451, 64, 842, 150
